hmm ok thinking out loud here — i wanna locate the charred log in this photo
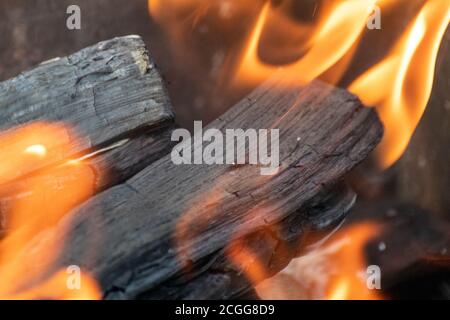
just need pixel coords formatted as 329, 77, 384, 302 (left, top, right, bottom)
38, 73, 381, 299
0, 36, 383, 299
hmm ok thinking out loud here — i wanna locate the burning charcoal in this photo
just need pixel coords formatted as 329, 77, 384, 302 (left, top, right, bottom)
0, 36, 383, 299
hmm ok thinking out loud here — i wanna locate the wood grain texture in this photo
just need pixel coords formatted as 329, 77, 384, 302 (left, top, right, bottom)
17, 77, 383, 299
348, 201, 450, 299
396, 31, 450, 220
0, 35, 174, 184
0, 36, 176, 233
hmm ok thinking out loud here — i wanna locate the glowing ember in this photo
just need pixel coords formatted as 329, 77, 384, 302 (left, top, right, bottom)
327, 280, 350, 300
0, 122, 72, 185
0, 123, 101, 300
24, 144, 47, 157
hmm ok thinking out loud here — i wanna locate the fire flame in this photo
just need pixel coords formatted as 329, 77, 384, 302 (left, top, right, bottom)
148, 0, 449, 300
0, 123, 101, 299
148, 0, 450, 168
325, 223, 382, 300
234, 0, 378, 85
254, 223, 383, 300
350, 0, 450, 167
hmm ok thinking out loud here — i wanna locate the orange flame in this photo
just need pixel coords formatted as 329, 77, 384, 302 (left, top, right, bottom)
234, 0, 377, 85
254, 223, 383, 300
0, 123, 101, 300
325, 223, 382, 300
148, 0, 449, 168
350, 0, 450, 168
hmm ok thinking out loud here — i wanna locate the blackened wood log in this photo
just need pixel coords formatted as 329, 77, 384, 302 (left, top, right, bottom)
0, 36, 176, 230
0, 35, 174, 184
396, 30, 450, 220
348, 201, 450, 299
17, 76, 383, 299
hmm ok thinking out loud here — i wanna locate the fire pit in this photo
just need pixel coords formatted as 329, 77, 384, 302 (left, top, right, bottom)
0, 0, 448, 301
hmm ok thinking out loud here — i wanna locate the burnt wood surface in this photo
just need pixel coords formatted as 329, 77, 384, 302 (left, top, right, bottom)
0, 37, 176, 229
0, 36, 383, 299
23, 75, 383, 299
0, 35, 174, 182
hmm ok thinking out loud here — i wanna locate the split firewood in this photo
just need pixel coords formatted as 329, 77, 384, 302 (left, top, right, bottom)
0, 36, 383, 299
396, 32, 450, 219
0, 36, 176, 230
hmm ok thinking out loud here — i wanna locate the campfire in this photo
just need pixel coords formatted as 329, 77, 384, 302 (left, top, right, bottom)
0, 0, 448, 300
